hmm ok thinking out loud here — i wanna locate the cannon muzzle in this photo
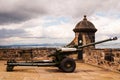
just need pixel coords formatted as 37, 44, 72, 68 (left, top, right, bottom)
78, 37, 117, 49
112, 37, 117, 40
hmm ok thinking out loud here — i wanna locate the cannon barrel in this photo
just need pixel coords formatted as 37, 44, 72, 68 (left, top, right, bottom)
78, 37, 117, 49
48, 37, 117, 57
57, 37, 117, 52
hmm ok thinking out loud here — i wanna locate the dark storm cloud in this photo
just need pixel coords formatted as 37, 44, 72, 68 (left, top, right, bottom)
0, 12, 29, 25
0, 7, 47, 25
0, 0, 48, 25
0, 0, 119, 25
0, 28, 28, 38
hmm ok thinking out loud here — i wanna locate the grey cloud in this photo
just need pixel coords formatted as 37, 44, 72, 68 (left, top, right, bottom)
0, 7, 46, 25
0, 12, 30, 25
0, 0, 47, 25
0, 28, 28, 38
0, 0, 120, 25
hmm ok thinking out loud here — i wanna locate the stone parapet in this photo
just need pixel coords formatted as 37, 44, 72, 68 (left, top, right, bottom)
0, 48, 55, 61
84, 48, 120, 73
0, 48, 120, 72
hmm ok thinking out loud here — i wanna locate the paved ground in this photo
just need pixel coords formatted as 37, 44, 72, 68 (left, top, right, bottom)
0, 61, 120, 80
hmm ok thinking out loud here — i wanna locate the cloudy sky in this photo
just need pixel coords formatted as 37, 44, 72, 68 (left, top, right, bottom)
0, 0, 120, 47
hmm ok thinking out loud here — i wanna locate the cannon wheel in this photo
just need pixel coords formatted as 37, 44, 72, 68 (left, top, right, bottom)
59, 58, 76, 72
6, 59, 15, 71
6, 65, 14, 71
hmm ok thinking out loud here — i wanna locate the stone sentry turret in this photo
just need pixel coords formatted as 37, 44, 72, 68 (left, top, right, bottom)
67, 15, 97, 59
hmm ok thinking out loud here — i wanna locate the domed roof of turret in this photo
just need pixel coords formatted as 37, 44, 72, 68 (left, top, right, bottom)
73, 15, 97, 32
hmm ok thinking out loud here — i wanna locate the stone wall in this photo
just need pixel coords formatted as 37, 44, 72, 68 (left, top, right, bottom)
0, 48, 55, 61
84, 48, 120, 72
0, 48, 120, 72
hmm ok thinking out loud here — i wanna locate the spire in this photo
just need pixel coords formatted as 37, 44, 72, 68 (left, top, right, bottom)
83, 15, 87, 20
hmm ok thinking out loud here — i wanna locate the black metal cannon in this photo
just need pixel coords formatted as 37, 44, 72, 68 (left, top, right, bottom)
6, 37, 117, 72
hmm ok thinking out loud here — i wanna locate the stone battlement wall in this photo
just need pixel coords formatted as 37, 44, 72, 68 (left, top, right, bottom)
0, 48, 56, 61
0, 48, 120, 72
84, 48, 120, 72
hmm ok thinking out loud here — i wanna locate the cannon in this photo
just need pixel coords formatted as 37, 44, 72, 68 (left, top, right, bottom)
6, 37, 117, 72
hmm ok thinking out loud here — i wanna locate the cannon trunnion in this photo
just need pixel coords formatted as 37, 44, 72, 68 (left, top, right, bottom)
6, 37, 117, 73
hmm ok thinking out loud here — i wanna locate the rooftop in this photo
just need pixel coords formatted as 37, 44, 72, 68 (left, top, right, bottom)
73, 15, 97, 32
